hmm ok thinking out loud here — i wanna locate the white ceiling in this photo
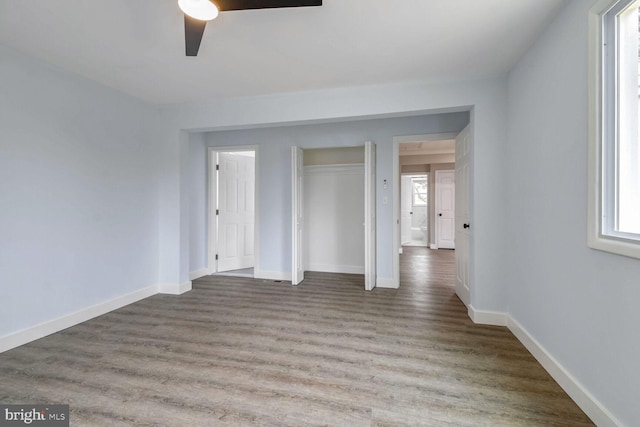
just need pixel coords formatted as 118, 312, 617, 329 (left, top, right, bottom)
0, 0, 565, 105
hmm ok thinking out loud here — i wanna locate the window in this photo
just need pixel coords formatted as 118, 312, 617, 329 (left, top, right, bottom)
589, 0, 640, 259
412, 178, 428, 207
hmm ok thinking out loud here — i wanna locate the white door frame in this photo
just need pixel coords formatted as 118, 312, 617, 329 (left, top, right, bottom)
364, 141, 377, 291
392, 131, 469, 290
401, 173, 429, 249
292, 143, 374, 289
207, 145, 259, 276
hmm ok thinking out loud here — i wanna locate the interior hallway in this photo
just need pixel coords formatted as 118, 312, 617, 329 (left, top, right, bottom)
0, 249, 592, 425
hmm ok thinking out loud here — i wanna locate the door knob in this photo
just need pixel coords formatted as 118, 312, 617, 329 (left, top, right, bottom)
410, 212, 413, 215
463, 223, 470, 229
438, 213, 442, 217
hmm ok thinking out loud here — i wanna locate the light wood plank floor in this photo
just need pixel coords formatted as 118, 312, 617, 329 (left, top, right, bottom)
0, 247, 593, 426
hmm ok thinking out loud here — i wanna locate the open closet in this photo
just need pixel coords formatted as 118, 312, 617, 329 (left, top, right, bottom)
303, 147, 365, 274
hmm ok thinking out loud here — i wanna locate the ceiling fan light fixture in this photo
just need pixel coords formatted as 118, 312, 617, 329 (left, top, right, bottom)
178, 0, 219, 21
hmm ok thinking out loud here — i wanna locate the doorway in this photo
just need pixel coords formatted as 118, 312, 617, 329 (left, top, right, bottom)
392, 126, 472, 306
401, 174, 429, 247
291, 143, 377, 290
208, 147, 257, 278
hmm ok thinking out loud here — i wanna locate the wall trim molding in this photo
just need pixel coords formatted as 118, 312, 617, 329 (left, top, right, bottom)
306, 264, 364, 275
0, 285, 158, 354
507, 316, 622, 427
189, 268, 209, 281
468, 305, 508, 326
255, 270, 292, 282
430, 243, 438, 250
376, 277, 399, 289
157, 281, 192, 295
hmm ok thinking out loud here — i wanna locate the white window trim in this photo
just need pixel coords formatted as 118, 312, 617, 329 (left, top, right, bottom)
588, 0, 640, 259
411, 177, 428, 207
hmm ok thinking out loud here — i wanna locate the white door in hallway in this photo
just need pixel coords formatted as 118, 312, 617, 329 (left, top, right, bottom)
291, 147, 305, 285
217, 152, 255, 272
401, 175, 413, 245
435, 170, 455, 249
455, 125, 471, 306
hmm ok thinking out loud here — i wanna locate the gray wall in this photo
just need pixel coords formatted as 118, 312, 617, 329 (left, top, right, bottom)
188, 113, 470, 277
0, 45, 160, 336
507, 1, 640, 424
189, 133, 208, 273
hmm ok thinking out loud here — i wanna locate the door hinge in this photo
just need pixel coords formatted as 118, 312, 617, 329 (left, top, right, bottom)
216, 164, 219, 170
216, 209, 219, 215
215, 254, 218, 260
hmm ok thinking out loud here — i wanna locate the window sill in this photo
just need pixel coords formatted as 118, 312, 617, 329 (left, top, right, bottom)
588, 234, 640, 260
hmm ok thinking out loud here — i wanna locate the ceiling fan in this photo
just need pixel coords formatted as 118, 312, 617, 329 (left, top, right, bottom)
178, 0, 323, 56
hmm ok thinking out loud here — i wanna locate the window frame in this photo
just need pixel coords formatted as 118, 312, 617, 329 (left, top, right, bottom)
588, 0, 640, 259
411, 177, 428, 207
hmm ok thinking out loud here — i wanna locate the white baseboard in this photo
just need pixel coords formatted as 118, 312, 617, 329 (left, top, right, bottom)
189, 268, 209, 281
430, 243, 438, 250
0, 280, 198, 354
468, 305, 508, 326
254, 270, 292, 282
376, 277, 399, 289
0, 285, 157, 354
306, 264, 365, 275
507, 316, 621, 427
467, 309, 620, 425
157, 281, 192, 295
0, 278, 621, 427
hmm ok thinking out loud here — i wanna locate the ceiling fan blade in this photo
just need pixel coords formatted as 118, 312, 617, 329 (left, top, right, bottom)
215, 0, 322, 12
184, 15, 207, 56
182, 0, 321, 56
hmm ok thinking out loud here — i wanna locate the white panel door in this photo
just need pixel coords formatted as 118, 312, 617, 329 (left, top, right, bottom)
455, 125, 471, 306
217, 152, 255, 272
291, 147, 304, 285
436, 170, 455, 249
364, 141, 377, 291
401, 175, 413, 245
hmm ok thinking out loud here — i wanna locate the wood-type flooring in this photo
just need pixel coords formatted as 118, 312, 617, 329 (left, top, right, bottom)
0, 247, 593, 426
